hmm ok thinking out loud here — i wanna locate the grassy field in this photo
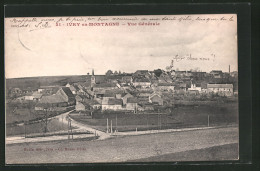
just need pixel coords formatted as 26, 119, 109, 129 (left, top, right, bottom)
6, 106, 40, 124
6, 118, 76, 136
69, 102, 238, 132
129, 143, 239, 162
5, 127, 238, 163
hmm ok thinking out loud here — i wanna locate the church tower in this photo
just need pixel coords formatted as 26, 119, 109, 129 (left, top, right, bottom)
91, 69, 96, 88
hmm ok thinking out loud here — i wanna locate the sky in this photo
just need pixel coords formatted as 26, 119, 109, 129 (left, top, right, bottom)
5, 14, 237, 78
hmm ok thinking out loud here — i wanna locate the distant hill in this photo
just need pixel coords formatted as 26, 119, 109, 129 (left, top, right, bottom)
5, 75, 103, 90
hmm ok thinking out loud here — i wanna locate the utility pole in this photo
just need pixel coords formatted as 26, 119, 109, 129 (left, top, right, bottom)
116, 114, 117, 133
158, 113, 159, 131
62, 115, 64, 129
24, 122, 26, 138
68, 118, 70, 140
208, 115, 210, 127
70, 119, 73, 140
160, 114, 162, 130
67, 118, 73, 140
107, 118, 109, 133
146, 114, 148, 131
111, 120, 113, 134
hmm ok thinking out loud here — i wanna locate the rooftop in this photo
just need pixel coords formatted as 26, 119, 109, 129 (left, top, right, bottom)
207, 84, 233, 88
127, 97, 138, 103
108, 98, 123, 105
38, 94, 66, 104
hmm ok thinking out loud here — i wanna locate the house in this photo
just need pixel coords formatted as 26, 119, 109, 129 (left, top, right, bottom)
102, 98, 123, 111
187, 90, 199, 95
8, 88, 22, 97
35, 94, 68, 110
134, 70, 149, 77
122, 93, 134, 105
70, 85, 79, 94
106, 75, 123, 83
56, 87, 76, 105
149, 93, 163, 105
93, 83, 117, 91
179, 83, 187, 91
126, 97, 138, 112
210, 70, 223, 78
15, 96, 25, 102
158, 73, 173, 83
65, 83, 80, 95
207, 84, 233, 96
75, 102, 89, 111
156, 83, 175, 91
139, 103, 154, 111
137, 97, 150, 105
24, 93, 34, 101
137, 92, 152, 98
75, 95, 85, 102
94, 89, 106, 98
65, 82, 71, 87
85, 89, 95, 99
22, 87, 37, 94
37, 86, 60, 95
188, 83, 202, 92
121, 76, 132, 83
32, 92, 42, 101
104, 89, 125, 99
103, 92, 116, 100
87, 99, 101, 110
132, 77, 151, 88
137, 105, 145, 111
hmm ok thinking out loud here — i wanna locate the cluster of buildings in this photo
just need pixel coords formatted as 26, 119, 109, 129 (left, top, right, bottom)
7, 68, 237, 113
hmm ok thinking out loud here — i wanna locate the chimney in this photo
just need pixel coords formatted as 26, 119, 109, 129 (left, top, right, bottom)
229, 65, 230, 74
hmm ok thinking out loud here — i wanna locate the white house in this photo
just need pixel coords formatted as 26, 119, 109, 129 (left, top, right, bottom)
207, 84, 233, 96
188, 84, 202, 92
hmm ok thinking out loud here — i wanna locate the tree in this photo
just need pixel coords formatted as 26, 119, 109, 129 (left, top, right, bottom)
105, 70, 113, 76
114, 71, 119, 75
154, 69, 163, 77
40, 106, 52, 133
118, 71, 122, 75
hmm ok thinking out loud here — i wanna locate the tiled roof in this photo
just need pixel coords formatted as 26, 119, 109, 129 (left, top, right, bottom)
103, 93, 115, 97
32, 92, 42, 99
133, 77, 150, 83
94, 89, 106, 94
84, 99, 101, 106
94, 83, 116, 88
61, 87, 74, 98
105, 89, 125, 95
127, 97, 138, 103
108, 98, 123, 105
38, 94, 67, 104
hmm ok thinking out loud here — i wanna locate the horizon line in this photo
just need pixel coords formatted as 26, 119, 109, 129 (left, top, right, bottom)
5, 69, 238, 80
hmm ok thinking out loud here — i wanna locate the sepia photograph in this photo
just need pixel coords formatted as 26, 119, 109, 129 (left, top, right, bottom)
5, 14, 239, 164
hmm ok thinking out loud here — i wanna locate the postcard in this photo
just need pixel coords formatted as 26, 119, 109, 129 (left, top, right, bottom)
5, 14, 238, 164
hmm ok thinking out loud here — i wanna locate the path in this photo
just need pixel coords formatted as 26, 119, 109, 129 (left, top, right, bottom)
55, 112, 110, 140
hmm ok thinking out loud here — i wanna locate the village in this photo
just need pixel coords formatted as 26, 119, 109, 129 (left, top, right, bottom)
5, 63, 239, 137
7, 66, 238, 115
